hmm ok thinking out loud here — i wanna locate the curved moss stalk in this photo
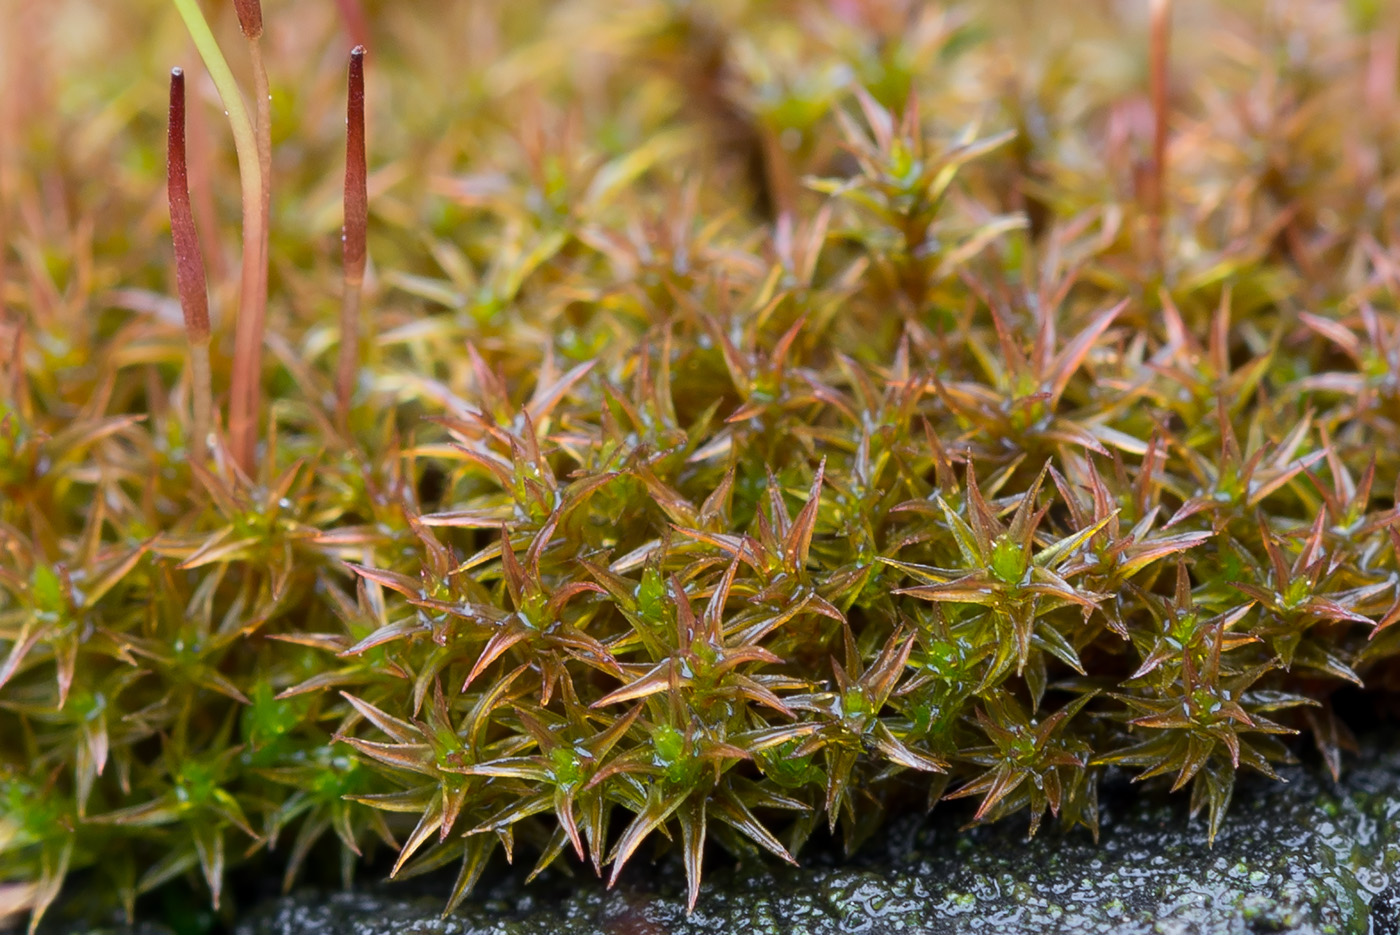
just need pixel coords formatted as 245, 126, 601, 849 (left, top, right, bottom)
170, 0, 265, 473
337, 45, 368, 431
167, 67, 213, 463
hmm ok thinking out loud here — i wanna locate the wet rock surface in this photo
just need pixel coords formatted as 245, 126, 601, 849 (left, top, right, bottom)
229, 733, 1400, 935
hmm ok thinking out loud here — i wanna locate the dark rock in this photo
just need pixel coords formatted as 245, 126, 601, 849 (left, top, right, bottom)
232, 735, 1400, 935
1373, 885, 1400, 935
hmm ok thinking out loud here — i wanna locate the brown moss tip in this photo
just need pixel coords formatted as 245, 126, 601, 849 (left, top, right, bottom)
167, 67, 210, 344
336, 45, 369, 427
343, 45, 368, 285
233, 0, 264, 39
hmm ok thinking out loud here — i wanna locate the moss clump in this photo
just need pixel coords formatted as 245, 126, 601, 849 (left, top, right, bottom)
4, 0, 1400, 927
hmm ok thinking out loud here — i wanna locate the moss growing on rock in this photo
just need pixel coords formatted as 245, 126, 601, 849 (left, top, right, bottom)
4, 0, 1400, 927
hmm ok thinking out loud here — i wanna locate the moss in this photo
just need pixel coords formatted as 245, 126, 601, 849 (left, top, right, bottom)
5, 0, 1400, 927
231, 733, 1400, 934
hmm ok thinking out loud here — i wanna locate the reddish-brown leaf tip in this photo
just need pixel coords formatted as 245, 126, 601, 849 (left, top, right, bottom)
167, 67, 210, 343
233, 0, 264, 39
343, 45, 368, 285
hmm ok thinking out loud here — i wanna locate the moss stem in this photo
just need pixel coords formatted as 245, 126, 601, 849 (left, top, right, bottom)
167, 67, 213, 463
189, 340, 213, 461
242, 33, 273, 471
170, 0, 265, 473
337, 46, 368, 432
